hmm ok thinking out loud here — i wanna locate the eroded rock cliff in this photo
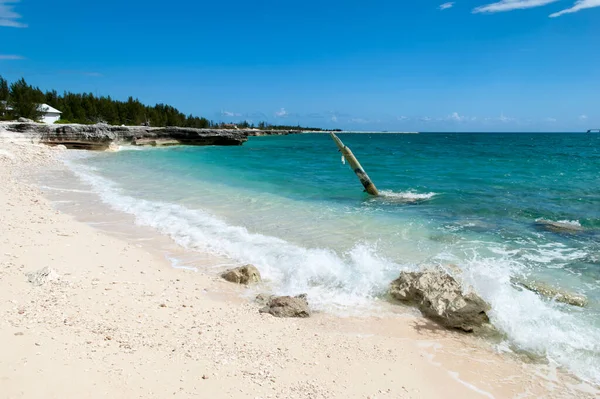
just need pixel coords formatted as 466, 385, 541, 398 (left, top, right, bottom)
2, 122, 250, 150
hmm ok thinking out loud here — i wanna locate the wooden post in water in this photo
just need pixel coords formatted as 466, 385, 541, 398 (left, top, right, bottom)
330, 133, 379, 196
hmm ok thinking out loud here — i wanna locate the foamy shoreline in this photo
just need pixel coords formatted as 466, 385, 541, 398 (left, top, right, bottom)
0, 135, 597, 398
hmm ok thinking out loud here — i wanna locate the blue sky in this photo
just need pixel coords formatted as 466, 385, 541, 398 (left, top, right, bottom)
1, 0, 598, 131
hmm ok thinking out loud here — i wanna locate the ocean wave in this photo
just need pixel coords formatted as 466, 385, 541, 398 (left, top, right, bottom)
63, 159, 409, 314
448, 251, 600, 385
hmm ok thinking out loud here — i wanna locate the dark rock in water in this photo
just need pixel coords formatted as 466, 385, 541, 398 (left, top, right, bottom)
389, 270, 491, 332
535, 219, 583, 233
259, 294, 311, 318
516, 279, 588, 307
221, 265, 262, 285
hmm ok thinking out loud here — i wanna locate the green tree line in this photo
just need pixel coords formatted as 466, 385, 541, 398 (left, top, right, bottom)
0, 75, 333, 131
0, 76, 212, 127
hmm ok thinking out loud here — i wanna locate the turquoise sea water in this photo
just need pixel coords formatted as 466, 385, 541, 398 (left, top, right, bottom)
65, 133, 600, 384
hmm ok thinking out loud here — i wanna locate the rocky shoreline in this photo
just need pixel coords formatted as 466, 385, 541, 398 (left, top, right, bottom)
0, 121, 306, 150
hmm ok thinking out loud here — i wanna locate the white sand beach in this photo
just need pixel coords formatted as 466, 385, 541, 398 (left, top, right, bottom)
0, 134, 597, 399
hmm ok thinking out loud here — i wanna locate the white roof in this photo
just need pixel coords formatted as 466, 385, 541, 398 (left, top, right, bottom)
38, 103, 62, 114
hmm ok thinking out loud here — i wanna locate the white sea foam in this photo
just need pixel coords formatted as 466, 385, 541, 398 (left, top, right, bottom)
453, 251, 600, 385
64, 160, 409, 313
63, 158, 600, 385
535, 218, 583, 229
112, 145, 146, 152
379, 189, 436, 201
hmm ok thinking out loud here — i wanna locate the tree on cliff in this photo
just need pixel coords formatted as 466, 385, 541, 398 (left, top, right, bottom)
8, 78, 44, 121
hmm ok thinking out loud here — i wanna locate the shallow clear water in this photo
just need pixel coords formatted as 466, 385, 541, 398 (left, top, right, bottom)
63, 133, 600, 384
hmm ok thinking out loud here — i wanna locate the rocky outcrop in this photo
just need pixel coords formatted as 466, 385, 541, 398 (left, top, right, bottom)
221, 265, 262, 285
259, 294, 311, 318
517, 280, 588, 307
2, 122, 249, 150
389, 270, 491, 332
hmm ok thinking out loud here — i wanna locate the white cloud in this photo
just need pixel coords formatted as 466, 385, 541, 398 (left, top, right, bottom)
0, 0, 27, 28
331, 115, 338, 123
419, 116, 433, 122
473, 0, 558, 14
485, 113, 516, 123
0, 54, 23, 60
275, 108, 289, 118
550, 0, 600, 17
397, 116, 409, 121
221, 110, 241, 117
545, 117, 557, 123
498, 113, 516, 122
439, 2, 455, 10
350, 118, 369, 124
448, 112, 465, 121
579, 114, 588, 120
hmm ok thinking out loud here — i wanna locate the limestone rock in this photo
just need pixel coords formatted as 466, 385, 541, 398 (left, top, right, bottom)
254, 293, 272, 306
518, 280, 588, 307
18, 117, 35, 123
389, 270, 490, 332
26, 267, 60, 286
133, 137, 181, 147
259, 294, 311, 318
221, 265, 262, 285
4, 122, 249, 150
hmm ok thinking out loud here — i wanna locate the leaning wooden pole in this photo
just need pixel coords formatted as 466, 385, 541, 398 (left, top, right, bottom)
330, 133, 379, 196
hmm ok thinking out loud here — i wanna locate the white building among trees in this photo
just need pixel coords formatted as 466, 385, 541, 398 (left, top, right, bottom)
38, 104, 62, 124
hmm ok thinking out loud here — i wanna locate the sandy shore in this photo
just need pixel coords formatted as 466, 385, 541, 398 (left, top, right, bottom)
0, 134, 597, 399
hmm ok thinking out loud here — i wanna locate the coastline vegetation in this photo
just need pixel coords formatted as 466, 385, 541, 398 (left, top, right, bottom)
0, 76, 335, 131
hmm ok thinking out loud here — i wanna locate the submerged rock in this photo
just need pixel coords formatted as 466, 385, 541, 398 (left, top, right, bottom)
535, 219, 583, 233
518, 280, 588, 307
221, 265, 262, 285
259, 294, 311, 318
26, 267, 60, 286
389, 270, 491, 332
